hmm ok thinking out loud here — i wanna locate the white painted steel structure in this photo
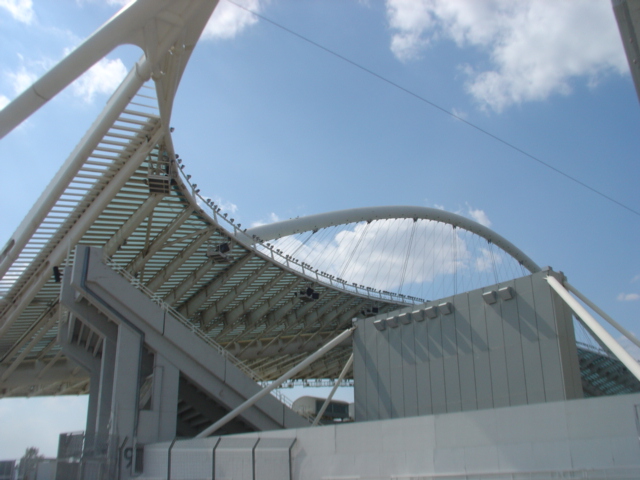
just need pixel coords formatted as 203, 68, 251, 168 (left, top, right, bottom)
0, 0, 545, 401
1, 1, 640, 478
0, 0, 636, 447
0, 0, 635, 403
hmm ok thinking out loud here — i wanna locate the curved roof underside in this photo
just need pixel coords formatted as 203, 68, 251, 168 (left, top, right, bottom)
0, 1, 636, 401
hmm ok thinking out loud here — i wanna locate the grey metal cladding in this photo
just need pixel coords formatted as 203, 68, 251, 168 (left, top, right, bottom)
353, 270, 581, 421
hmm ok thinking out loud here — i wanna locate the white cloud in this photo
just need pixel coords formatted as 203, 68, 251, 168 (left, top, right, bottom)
202, 0, 263, 40
385, 0, 627, 111
617, 293, 640, 302
0, 0, 34, 24
251, 212, 280, 228
467, 205, 491, 227
71, 57, 127, 103
474, 247, 501, 273
451, 107, 468, 120
6, 64, 37, 95
0, 94, 9, 110
212, 196, 238, 215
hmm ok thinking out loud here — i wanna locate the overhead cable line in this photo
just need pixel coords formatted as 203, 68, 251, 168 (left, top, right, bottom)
226, 0, 640, 218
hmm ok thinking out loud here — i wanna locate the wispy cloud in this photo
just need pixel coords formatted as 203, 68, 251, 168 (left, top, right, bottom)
6, 63, 38, 95
0, 0, 34, 24
213, 196, 238, 215
203, 0, 264, 40
466, 204, 491, 227
385, 0, 627, 112
0, 94, 9, 109
4, 46, 127, 105
251, 212, 280, 228
70, 56, 127, 103
617, 293, 640, 302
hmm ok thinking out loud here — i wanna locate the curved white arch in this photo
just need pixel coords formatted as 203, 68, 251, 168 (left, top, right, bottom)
245, 206, 541, 273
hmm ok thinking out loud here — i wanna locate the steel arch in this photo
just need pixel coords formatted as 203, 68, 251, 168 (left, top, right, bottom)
245, 206, 541, 274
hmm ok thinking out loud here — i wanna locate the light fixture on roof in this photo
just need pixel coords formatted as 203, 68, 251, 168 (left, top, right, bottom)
207, 242, 231, 263
438, 302, 452, 315
297, 287, 319, 302
483, 291, 497, 305
498, 286, 514, 300
53, 266, 62, 283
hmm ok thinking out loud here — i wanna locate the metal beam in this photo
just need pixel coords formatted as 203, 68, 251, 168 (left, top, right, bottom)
217, 271, 288, 337
246, 277, 302, 325
178, 253, 253, 317
312, 353, 354, 426
0, 302, 59, 365
565, 281, 640, 350
103, 194, 164, 258
229, 277, 303, 346
146, 228, 212, 292
233, 332, 353, 361
0, 311, 59, 383
128, 206, 194, 274
201, 262, 271, 329
256, 294, 343, 355
299, 301, 366, 350
163, 257, 214, 305
546, 275, 640, 382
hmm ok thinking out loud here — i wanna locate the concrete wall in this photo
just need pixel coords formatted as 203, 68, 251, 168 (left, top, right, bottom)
353, 269, 583, 421
141, 392, 640, 479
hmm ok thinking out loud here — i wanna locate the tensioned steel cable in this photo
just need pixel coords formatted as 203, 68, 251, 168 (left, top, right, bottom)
225, 0, 640, 219
398, 220, 417, 295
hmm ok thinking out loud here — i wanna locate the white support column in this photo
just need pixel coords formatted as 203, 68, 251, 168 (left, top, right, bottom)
546, 275, 640, 382
312, 353, 354, 426
195, 327, 356, 438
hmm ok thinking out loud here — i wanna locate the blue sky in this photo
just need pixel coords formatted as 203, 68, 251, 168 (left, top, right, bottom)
0, 0, 639, 459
